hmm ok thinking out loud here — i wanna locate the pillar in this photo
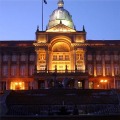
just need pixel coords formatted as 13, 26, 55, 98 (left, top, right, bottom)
102, 54, 105, 76
84, 79, 89, 89
93, 53, 97, 76
45, 80, 48, 89
6, 81, 10, 90
111, 53, 114, 76
74, 79, 78, 89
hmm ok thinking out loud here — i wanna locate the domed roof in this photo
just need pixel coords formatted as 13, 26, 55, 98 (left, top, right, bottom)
47, 0, 75, 30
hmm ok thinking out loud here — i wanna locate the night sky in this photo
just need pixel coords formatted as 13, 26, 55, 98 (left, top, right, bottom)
0, 0, 120, 40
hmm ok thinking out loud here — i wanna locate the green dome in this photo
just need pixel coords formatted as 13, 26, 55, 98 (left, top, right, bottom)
47, 0, 75, 30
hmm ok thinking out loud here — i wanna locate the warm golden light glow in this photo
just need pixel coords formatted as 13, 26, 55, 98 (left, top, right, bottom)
10, 82, 25, 90
100, 79, 108, 83
97, 84, 100, 87
100, 80, 103, 82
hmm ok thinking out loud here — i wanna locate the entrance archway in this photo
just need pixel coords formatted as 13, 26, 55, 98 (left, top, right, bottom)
10, 82, 25, 90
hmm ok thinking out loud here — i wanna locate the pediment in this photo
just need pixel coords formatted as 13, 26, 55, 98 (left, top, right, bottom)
46, 24, 76, 32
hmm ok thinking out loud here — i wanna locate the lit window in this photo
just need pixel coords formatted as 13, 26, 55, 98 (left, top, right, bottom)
40, 54, 45, 60
11, 65, 17, 76
20, 54, 26, 61
29, 54, 35, 61
59, 55, 63, 60
29, 65, 34, 76
3, 55, 8, 62
105, 65, 111, 76
80, 54, 83, 60
87, 55, 92, 61
20, 65, 25, 76
65, 55, 69, 60
59, 66, 63, 68
96, 65, 102, 75
89, 82, 94, 89
77, 64, 82, 70
76, 54, 83, 60
78, 81, 82, 89
76, 54, 79, 60
114, 65, 119, 75
40, 65, 45, 70
96, 55, 101, 61
12, 55, 17, 61
114, 55, 118, 61
53, 55, 57, 60
2, 65, 8, 76
88, 65, 93, 75
105, 55, 110, 61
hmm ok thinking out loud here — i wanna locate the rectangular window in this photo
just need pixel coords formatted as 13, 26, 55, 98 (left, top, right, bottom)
12, 55, 17, 61
80, 54, 83, 60
76, 54, 79, 60
11, 65, 17, 76
53, 55, 57, 60
97, 65, 102, 75
40, 65, 45, 70
96, 55, 101, 61
29, 65, 34, 76
87, 55, 92, 61
65, 55, 69, 60
78, 81, 82, 89
29, 54, 35, 61
105, 65, 111, 76
105, 55, 110, 61
40, 54, 45, 60
88, 65, 93, 75
20, 54, 26, 61
114, 65, 119, 75
59, 55, 63, 60
89, 82, 94, 89
3, 55, 8, 62
2, 65, 8, 76
20, 65, 25, 76
114, 55, 118, 61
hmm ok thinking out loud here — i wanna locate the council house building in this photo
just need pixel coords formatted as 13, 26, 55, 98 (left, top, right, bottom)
0, 0, 120, 91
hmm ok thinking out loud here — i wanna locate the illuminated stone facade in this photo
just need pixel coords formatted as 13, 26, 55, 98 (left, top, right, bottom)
0, 0, 120, 91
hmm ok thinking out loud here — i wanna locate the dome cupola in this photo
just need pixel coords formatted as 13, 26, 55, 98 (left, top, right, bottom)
47, 0, 75, 30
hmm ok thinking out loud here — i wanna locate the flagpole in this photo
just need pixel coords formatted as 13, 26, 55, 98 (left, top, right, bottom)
42, 0, 43, 31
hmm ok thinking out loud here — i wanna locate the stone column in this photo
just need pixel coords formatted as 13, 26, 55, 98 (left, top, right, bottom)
102, 53, 105, 76
26, 54, 29, 77
74, 79, 78, 89
48, 51, 52, 70
93, 53, 97, 76
84, 79, 89, 89
111, 53, 114, 76
46, 49, 49, 71
17, 54, 20, 76
8, 54, 11, 78
6, 81, 10, 90
45, 80, 48, 89
71, 50, 75, 70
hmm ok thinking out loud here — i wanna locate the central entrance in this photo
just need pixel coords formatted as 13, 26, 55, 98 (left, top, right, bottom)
51, 41, 71, 71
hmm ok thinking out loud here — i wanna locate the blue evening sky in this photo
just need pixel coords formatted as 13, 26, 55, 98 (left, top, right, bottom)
0, 0, 120, 40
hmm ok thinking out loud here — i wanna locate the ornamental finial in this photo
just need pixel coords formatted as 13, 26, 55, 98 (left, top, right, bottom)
58, 0, 64, 8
